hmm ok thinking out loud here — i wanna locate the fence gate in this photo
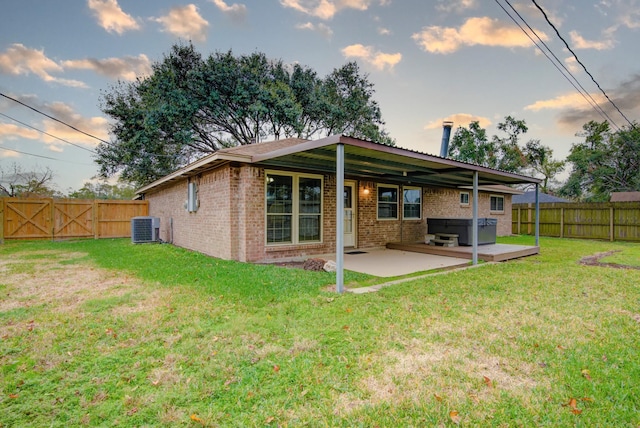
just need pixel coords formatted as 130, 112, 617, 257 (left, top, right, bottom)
54, 199, 94, 239
3, 198, 53, 239
1, 197, 149, 241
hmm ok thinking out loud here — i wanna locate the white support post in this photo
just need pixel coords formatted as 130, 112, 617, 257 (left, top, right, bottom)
535, 183, 540, 246
336, 143, 345, 293
472, 171, 478, 265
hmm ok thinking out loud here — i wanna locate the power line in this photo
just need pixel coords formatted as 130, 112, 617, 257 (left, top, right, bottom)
0, 145, 93, 165
0, 112, 97, 154
495, 0, 620, 130
0, 92, 111, 145
530, 0, 635, 129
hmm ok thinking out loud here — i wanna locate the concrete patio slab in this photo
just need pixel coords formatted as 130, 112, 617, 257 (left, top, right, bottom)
338, 248, 469, 277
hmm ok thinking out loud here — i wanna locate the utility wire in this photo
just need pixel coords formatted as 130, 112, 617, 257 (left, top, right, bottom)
496, 0, 620, 130
0, 92, 111, 145
0, 145, 93, 165
531, 0, 636, 129
0, 112, 97, 154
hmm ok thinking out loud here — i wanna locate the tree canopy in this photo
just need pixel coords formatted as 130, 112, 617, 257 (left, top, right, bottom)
97, 43, 393, 187
447, 116, 565, 192
559, 121, 640, 201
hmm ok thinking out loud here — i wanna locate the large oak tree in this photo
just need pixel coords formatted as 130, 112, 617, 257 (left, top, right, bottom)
97, 43, 393, 187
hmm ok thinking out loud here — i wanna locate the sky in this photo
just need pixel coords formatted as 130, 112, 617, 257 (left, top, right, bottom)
1, 0, 639, 192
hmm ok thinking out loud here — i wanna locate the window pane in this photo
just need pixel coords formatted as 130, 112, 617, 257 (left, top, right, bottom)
491, 196, 504, 211
267, 175, 292, 213
460, 192, 469, 205
299, 177, 321, 214
267, 214, 292, 243
404, 204, 421, 219
299, 215, 320, 241
404, 189, 420, 204
378, 187, 397, 203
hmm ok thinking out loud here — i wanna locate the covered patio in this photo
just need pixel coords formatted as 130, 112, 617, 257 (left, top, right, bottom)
252, 135, 543, 291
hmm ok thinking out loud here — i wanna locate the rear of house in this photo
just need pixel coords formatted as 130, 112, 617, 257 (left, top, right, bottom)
136, 136, 534, 263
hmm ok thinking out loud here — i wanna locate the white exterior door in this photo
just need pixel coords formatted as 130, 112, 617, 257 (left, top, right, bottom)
343, 181, 356, 247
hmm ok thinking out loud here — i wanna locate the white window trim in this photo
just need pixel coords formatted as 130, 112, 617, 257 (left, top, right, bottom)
377, 183, 399, 220
265, 170, 324, 246
490, 194, 505, 213
402, 186, 422, 220
460, 191, 470, 207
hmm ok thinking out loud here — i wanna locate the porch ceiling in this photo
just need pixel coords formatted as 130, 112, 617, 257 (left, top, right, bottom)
253, 136, 540, 188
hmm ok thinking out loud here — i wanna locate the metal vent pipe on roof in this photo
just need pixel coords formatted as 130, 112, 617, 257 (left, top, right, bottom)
439, 121, 454, 158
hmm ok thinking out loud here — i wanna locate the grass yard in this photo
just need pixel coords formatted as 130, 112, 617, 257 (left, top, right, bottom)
1, 237, 639, 426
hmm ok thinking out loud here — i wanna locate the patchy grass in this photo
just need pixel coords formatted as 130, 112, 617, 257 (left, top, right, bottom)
599, 243, 640, 267
1, 237, 639, 426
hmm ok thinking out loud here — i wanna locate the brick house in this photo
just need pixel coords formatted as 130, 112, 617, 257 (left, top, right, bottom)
136, 135, 538, 263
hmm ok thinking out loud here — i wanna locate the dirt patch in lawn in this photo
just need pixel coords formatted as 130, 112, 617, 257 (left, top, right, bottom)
579, 251, 640, 270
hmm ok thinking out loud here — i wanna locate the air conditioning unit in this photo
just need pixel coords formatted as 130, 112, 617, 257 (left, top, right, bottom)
131, 216, 160, 243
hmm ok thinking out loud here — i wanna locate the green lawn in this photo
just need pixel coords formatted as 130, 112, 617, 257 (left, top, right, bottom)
1, 237, 639, 426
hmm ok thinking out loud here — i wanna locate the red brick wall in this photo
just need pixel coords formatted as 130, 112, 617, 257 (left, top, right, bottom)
146, 166, 515, 262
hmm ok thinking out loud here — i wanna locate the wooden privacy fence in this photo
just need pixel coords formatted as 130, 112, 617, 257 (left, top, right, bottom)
513, 201, 640, 242
0, 197, 148, 242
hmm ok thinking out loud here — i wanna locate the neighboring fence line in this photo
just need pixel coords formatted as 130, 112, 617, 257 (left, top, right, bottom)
512, 201, 640, 242
1, 197, 148, 243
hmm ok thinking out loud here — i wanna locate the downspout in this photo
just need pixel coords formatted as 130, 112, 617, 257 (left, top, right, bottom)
440, 121, 454, 158
535, 183, 540, 246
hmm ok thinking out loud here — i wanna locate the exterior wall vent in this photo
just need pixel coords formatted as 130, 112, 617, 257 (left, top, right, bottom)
186, 182, 199, 212
131, 216, 160, 243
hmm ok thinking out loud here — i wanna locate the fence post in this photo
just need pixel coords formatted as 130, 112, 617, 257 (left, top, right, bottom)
610, 206, 614, 242
517, 207, 521, 234
560, 207, 564, 238
0, 197, 4, 244
527, 204, 532, 235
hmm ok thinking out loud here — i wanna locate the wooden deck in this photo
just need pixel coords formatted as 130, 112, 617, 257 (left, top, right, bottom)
386, 242, 540, 262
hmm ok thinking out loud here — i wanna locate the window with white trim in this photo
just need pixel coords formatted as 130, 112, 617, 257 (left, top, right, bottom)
490, 195, 504, 212
403, 186, 422, 219
266, 172, 322, 245
377, 184, 398, 219
460, 192, 470, 206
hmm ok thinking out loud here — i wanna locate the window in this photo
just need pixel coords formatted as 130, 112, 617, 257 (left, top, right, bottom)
266, 172, 322, 245
403, 187, 422, 219
490, 195, 504, 212
460, 192, 470, 206
377, 185, 398, 219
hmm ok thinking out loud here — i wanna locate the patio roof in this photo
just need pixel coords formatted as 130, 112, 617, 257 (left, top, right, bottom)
136, 134, 541, 195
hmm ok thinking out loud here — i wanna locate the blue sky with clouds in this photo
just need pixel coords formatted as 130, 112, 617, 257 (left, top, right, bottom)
1, 0, 639, 191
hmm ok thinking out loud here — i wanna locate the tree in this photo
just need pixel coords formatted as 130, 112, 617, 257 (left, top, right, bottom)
0, 163, 62, 198
559, 121, 640, 201
523, 140, 565, 193
97, 42, 393, 187
448, 121, 496, 167
68, 180, 136, 200
448, 116, 528, 173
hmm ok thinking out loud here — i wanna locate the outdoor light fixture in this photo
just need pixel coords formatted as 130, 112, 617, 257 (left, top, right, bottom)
363, 187, 370, 195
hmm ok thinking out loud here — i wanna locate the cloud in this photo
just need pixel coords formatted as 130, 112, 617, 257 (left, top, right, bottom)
0, 123, 41, 141
280, 0, 373, 20
295, 21, 333, 38
0, 44, 87, 88
62, 54, 152, 81
211, 0, 247, 22
41, 102, 109, 149
436, 0, 477, 13
526, 74, 640, 131
87, 0, 140, 34
341, 44, 401, 71
424, 113, 492, 130
377, 27, 391, 35
568, 30, 615, 50
154, 4, 209, 42
412, 17, 547, 54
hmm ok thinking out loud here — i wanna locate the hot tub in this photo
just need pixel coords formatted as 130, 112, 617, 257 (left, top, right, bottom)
426, 218, 497, 246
